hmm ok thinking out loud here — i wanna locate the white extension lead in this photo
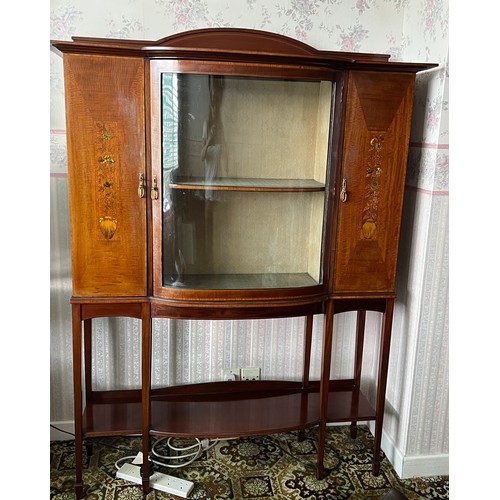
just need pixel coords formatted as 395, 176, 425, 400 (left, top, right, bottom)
115, 451, 195, 498
114, 438, 220, 497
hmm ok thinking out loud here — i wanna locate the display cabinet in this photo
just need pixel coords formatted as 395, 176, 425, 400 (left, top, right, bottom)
51, 28, 436, 498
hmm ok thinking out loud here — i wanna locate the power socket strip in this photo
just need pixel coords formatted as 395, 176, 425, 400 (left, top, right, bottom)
116, 463, 195, 498
116, 463, 142, 485
150, 471, 194, 496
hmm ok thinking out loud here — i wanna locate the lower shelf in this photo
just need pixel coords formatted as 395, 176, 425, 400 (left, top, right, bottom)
82, 400, 142, 437
81, 382, 376, 439
151, 389, 376, 438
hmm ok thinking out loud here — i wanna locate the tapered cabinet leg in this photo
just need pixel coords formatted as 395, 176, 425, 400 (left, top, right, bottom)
141, 303, 152, 495
302, 314, 314, 389
372, 299, 395, 475
83, 319, 92, 404
349, 422, 358, 439
297, 315, 314, 444
351, 310, 366, 439
317, 299, 334, 479
85, 441, 94, 459
72, 304, 84, 499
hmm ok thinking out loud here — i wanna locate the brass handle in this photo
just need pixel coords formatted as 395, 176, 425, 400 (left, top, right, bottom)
151, 175, 159, 200
138, 173, 145, 198
340, 178, 348, 203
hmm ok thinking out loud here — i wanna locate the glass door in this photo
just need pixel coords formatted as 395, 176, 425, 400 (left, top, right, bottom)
151, 62, 336, 296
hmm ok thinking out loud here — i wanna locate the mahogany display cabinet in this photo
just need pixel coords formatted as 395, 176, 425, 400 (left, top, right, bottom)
51, 28, 436, 498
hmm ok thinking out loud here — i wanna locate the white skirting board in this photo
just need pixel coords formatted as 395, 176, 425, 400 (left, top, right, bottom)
50, 420, 448, 478
366, 421, 449, 479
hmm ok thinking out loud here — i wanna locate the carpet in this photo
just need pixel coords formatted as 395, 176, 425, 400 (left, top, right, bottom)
50, 425, 449, 499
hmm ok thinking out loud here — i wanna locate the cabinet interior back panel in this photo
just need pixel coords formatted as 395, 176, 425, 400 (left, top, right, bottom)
164, 191, 325, 281
164, 74, 333, 184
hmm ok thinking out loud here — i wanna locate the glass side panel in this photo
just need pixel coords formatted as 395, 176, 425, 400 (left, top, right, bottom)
161, 73, 334, 289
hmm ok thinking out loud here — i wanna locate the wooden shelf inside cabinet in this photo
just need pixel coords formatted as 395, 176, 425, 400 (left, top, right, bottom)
169, 177, 326, 192
165, 272, 319, 290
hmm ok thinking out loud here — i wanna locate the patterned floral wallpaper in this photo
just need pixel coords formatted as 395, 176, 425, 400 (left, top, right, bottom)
50, 0, 449, 478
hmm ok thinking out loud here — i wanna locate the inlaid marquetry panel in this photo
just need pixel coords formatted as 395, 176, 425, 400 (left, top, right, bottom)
63, 54, 147, 296
333, 71, 415, 292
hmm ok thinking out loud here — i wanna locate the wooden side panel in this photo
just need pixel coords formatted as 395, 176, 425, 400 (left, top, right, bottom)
333, 71, 415, 292
64, 54, 147, 296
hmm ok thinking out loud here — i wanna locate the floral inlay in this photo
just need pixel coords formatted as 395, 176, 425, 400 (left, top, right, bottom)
361, 136, 384, 239
96, 125, 119, 239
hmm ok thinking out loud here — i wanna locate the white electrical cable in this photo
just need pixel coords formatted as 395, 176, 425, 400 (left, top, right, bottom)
159, 437, 203, 452
115, 435, 237, 472
151, 437, 220, 469
115, 455, 140, 470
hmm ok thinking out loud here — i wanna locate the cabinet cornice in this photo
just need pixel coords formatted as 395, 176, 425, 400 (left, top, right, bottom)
51, 27, 437, 73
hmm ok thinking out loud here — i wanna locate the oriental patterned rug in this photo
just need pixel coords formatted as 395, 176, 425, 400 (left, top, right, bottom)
50, 425, 448, 499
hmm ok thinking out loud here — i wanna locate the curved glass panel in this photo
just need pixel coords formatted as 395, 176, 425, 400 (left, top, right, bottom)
161, 73, 334, 289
